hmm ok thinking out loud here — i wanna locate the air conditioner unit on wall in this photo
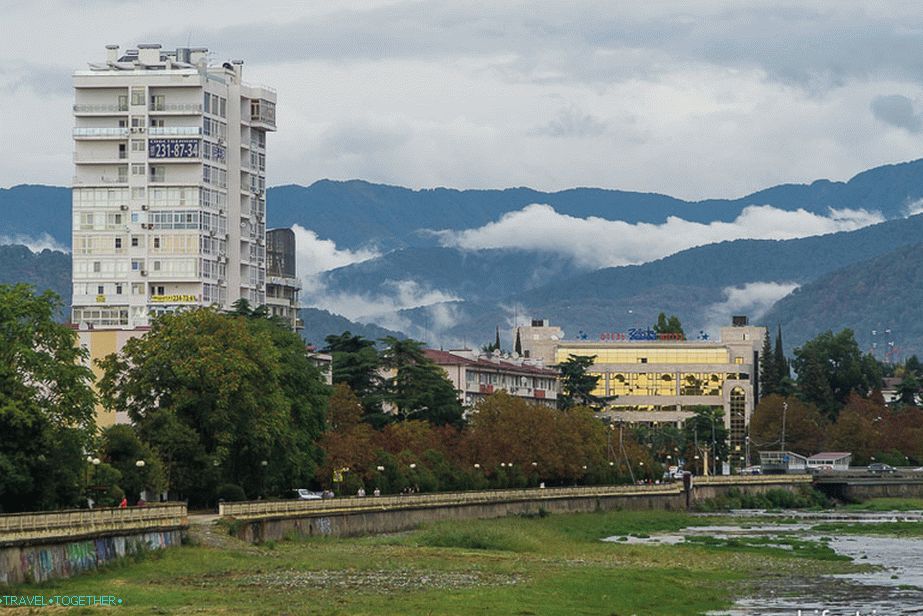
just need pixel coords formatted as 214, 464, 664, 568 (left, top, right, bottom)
141, 204, 149, 210
119, 204, 129, 211
140, 270, 148, 276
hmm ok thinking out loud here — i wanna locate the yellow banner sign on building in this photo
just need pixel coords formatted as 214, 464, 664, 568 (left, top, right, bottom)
150, 294, 197, 303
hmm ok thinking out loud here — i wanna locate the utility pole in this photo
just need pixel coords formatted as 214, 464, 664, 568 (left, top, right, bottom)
694, 424, 698, 475
781, 401, 788, 452
618, 421, 635, 484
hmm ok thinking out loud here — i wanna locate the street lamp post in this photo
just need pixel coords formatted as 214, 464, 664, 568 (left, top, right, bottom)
84, 455, 93, 507
89, 457, 101, 508
260, 460, 268, 499
135, 459, 145, 503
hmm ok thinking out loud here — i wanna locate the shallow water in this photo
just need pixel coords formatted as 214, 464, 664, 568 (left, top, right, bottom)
603, 509, 923, 615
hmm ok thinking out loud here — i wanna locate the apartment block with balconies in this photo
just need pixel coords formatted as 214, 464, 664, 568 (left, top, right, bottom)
72, 43, 276, 329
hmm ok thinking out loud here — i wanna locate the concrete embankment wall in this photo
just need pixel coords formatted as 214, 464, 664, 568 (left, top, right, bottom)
0, 504, 187, 585
226, 478, 811, 543
815, 476, 923, 502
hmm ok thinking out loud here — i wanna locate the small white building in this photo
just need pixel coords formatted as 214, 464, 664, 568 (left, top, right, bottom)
759, 451, 808, 474
807, 452, 852, 471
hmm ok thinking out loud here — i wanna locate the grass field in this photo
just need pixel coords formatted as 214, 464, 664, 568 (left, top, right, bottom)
4, 510, 860, 615
843, 497, 923, 512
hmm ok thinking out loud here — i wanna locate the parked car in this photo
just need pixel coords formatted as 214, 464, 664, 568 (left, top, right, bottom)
867, 463, 896, 474
661, 468, 685, 481
739, 465, 762, 475
293, 488, 322, 500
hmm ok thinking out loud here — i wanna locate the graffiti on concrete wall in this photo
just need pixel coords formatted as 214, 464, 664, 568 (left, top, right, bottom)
0, 529, 182, 585
314, 517, 332, 536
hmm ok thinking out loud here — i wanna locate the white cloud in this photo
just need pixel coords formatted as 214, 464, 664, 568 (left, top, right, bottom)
436, 203, 883, 268
292, 224, 378, 278
702, 281, 799, 336
0, 233, 68, 253
903, 199, 923, 217
304, 278, 459, 332
4, 3, 923, 199
288, 226, 463, 340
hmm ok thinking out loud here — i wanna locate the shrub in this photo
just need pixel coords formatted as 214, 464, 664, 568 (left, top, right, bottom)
215, 483, 247, 502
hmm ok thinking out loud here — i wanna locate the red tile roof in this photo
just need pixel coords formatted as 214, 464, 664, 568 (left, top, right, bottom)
807, 452, 852, 460
424, 349, 558, 376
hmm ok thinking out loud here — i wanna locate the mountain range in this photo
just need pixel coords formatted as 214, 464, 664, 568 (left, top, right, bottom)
5, 159, 923, 252
4, 158, 923, 357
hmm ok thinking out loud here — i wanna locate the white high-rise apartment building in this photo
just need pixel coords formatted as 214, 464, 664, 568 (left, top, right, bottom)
72, 43, 275, 329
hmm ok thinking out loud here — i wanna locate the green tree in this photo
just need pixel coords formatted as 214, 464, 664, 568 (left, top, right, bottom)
793, 329, 882, 419
380, 337, 464, 426
323, 331, 384, 418
759, 330, 778, 397
514, 328, 523, 356
905, 355, 922, 378
653, 312, 684, 336
0, 284, 97, 512
895, 373, 921, 406
99, 308, 327, 505
99, 425, 167, 503
247, 313, 330, 491
558, 354, 603, 409
481, 326, 502, 353
683, 406, 728, 474
773, 324, 790, 385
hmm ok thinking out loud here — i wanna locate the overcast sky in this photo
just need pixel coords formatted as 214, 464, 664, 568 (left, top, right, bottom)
3, 1, 923, 199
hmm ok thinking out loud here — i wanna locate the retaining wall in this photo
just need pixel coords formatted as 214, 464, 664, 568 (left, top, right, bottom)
227, 476, 812, 543
0, 504, 188, 585
814, 475, 923, 502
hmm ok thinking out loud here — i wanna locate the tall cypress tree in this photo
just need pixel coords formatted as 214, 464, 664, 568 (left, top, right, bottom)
494, 325, 501, 352
773, 324, 789, 384
759, 330, 777, 398
514, 328, 523, 356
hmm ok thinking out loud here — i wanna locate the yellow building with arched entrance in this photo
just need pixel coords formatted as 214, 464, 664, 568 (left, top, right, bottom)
519, 317, 766, 467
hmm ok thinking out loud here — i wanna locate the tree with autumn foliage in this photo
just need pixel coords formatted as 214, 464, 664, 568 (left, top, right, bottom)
750, 395, 828, 457
879, 406, 923, 465
827, 393, 884, 465
316, 383, 378, 493
462, 393, 647, 486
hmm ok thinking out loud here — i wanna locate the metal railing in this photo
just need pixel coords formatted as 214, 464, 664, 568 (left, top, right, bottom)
219, 476, 816, 520
73, 175, 128, 186
219, 483, 682, 519
0, 503, 188, 544
148, 126, 202, 136
696, 474, 812, 485
73, 151, 128, 162
150, 103, 202, 113
73, 127, 130, 137
73, 104, 128, 113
